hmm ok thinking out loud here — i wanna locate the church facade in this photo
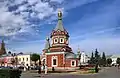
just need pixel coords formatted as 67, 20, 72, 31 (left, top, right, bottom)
42, 11, 79, 70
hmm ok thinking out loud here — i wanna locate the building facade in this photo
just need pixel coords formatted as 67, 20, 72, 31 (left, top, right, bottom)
42, 11, 79, 70
110, 55, 120, 65
17, 54, 31, 67
0, 53, 41, 67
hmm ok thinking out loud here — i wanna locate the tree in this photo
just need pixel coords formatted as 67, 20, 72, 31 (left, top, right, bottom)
116, 58, 120, 65
89, 52, 95, 64
31, 53, 40, 65
107, 58, 112, 66
94, 49, 101, 64
101, 52, 107, 67
8, 51, 12, 55
19, 52, 23, 55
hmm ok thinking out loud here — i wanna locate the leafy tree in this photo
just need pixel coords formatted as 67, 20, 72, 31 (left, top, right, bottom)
101, 52, 107, 66
107, 58, 112, 66
116, 58, 120, 65
89, 52, 95, 64
31, 53, 40, 65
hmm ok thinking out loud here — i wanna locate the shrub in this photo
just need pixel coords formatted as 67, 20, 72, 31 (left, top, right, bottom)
0, 69, 22, 78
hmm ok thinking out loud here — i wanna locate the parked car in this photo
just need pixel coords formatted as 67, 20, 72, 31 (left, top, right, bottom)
18, 66, 24, 70
0, 66, 13, 69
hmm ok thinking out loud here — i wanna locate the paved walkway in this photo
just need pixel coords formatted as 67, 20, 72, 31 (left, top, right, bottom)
21, 67, 120, 78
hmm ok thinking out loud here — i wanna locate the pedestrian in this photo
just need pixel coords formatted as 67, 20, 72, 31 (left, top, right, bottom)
45, 64, 48, 75
38, 65, 41, 76
118, 64, 120, 69
28, 66, 30, 71
24, 66, 26, 71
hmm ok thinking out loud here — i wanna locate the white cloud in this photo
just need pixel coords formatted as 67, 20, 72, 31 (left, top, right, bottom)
0, 0, 62, 37
27, 0, 38, 5
65, 0, 99, 10
0, 6, 26, 36
50, 0, 64, 3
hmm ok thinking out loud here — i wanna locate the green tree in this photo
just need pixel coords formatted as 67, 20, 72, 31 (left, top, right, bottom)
101, 52, 107, 67
89, 52, 95, 64
107, 58, 112, 66
94, 49, 101, 64
31, 53, 40, 65
116, 58, 120, 65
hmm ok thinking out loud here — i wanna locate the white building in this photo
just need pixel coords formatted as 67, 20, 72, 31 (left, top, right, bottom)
80, 52, 90, 65
80, 52, 86, 64
17, 54, 31, 67
110, 55, 120, 65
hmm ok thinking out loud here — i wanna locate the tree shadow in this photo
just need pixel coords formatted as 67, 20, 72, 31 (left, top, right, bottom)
34, 75, 45, 77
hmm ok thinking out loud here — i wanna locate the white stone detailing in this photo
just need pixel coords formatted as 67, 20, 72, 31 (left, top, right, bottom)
46, 52, 65, 55
52, 56, 58, 67
41, 57, 46, 62
71, 60, 76, 67
60, 38, 64, 43
54, 38, 58, 43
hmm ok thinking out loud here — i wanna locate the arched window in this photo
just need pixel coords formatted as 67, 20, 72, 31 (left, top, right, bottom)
52, 56, 58, 67
71, 60, 76, 67
54, 38, 58, 43
60, 38, 64, 43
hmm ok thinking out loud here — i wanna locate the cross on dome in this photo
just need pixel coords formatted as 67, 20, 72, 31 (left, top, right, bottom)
58, 9, 62, 18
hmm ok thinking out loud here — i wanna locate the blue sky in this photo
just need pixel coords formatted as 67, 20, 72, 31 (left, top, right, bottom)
0, 0, 120, 55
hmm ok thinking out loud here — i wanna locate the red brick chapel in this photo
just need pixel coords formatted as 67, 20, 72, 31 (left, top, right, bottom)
42, 10, 79, 70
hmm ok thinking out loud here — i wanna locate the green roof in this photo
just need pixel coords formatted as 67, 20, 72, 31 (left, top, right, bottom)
74, 54, 78, 59
54, 19, 64, 31
44, 38, 50, 50
54, 11, 65, 31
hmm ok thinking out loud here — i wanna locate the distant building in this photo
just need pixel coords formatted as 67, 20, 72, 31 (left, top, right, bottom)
42, 10, 80, 70
76, 49, 90, 65
17, 54, 31, 67
0, 54, 13, 66
0, 53, 40, 67
109, 55, 120, 65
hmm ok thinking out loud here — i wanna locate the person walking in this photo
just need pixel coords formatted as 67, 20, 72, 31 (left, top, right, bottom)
38, 65, 41, 77
118, 64, 120, 69
45, 64, 48, 75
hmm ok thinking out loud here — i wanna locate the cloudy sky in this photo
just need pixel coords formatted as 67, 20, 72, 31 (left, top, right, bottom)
0, 0, 120, 55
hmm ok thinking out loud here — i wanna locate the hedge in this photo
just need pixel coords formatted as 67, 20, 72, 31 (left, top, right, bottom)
0, 69, 22, 78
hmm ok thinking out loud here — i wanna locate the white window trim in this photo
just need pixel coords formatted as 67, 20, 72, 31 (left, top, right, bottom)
71, 60, 76, 67
54, 38, 58, 43
60, 38, 64, 43
46, 52, 66, 55
52, 56, 58, 67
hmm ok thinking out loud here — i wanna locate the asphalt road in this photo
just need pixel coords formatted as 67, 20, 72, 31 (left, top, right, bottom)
21, 67, 120, 78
